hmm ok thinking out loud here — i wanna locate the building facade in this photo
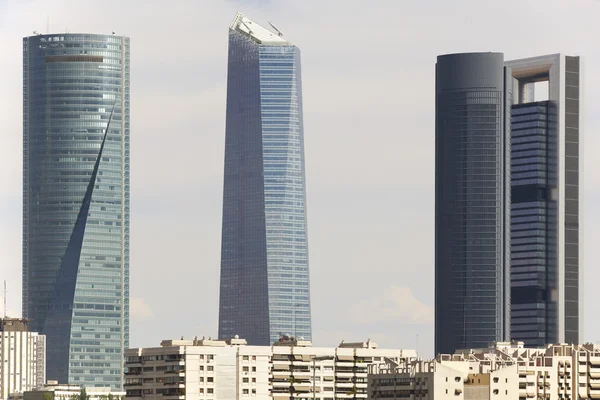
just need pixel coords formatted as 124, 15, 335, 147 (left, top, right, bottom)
0, 318, 46, 400
435, 52, 512, 355
368, 358, 518, 400
24, 382, 125, 400
124, 336, 416, 400
23, 33, 131, 389
219, 13, 311, 345
506, 54, 582, 347
368, 342, 600, 400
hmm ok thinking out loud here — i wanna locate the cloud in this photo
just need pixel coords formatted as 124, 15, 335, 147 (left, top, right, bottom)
351, 286, 433, 326
130, 297, 154, 320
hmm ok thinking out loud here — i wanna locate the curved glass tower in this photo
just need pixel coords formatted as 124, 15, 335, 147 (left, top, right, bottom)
435, 52, 511, 354
23, 33, 130, 388
219, 13, 311, 345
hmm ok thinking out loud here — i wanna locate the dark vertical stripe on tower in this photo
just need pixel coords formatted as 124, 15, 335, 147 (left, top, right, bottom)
564, 56, 580, 344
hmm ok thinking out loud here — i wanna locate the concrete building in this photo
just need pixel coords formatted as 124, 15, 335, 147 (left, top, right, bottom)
124, 336, 416, 400
24, 381, 125, 400
506, 54, 582, 347
435, 52, 512, 355
368, 342, 600, 400
0, 318, 46, 400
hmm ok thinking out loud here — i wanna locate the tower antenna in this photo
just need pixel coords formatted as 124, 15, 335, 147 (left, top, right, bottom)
3, 280, 6, 318
268, 21, 284, 37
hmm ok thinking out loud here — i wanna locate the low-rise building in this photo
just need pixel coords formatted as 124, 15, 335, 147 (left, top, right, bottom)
23, 381, 125, 400
0, 318, 45, 400
367, 342, 600, 400
124, 335, 416, 400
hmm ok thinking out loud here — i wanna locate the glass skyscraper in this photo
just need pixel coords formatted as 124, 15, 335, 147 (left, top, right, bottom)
23, 33, 130, 389
507, 54, 581, 347
219, 13, 311, 346
435, 52, 512, 355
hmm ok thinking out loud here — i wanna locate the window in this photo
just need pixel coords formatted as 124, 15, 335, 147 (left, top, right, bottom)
243, 366, 249, 372
208, 355, 214, 360
207, 366, 214, 372
252, 389, 256, 394
243, 378, 249, 383
199, 388, 204, 393
252, 378, 256, 383
493, 377, 499, 383
199, 377, 204, 383
243, 389, 249, 395
252, 366, 256, 372
207, 388, 213, 394
252, 356, 256, 360
199, 355, 204, 360
199, 366, 204, 371
243, 356, 249, 360
207, 377, 213, 383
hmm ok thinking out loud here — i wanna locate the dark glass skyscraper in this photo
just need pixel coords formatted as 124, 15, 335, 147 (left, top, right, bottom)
507, 54, 581, 347
218, 13, 311, 346
435, 53, 512, 355
23, 33, 130, 388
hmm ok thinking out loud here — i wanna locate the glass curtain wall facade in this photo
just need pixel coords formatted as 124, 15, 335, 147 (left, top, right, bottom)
219, 13, 311, 346
507, 54, 581, 347
23, 33, 130, 389
435, 52, 511, 355
510, 101, 558, 347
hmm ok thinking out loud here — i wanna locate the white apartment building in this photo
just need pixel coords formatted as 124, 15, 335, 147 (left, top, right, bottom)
124, 335, 416, 400
0, 318, 45, 400
368, 342, 600, 400
23, 381, 125, 400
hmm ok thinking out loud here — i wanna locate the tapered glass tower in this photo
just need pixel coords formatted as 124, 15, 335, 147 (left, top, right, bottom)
219, 13, 311, 345
23, 33, 130, 389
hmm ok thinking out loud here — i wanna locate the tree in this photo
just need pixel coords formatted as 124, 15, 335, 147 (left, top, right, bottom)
77, 388, 89, 400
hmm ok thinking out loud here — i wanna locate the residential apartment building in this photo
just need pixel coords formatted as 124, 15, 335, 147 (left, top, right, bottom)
124, 336, 416, 400
0, 318, 45, 400
368, 342, 600, 400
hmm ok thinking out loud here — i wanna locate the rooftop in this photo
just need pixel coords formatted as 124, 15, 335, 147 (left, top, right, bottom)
229, 12, 289, 45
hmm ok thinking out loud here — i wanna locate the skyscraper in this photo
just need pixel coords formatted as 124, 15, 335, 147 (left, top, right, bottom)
506, 54, 581, 347
23, 33, 130, 389
435, 52, 512, 355
219, 13, 311, 346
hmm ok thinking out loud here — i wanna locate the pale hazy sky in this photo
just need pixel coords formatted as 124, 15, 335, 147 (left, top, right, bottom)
1, 0, 599, 358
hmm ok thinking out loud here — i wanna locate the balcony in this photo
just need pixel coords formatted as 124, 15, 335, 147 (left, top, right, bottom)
290, 371, 311, 378
272, 370, 291, 378
336, 361, 355, 367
